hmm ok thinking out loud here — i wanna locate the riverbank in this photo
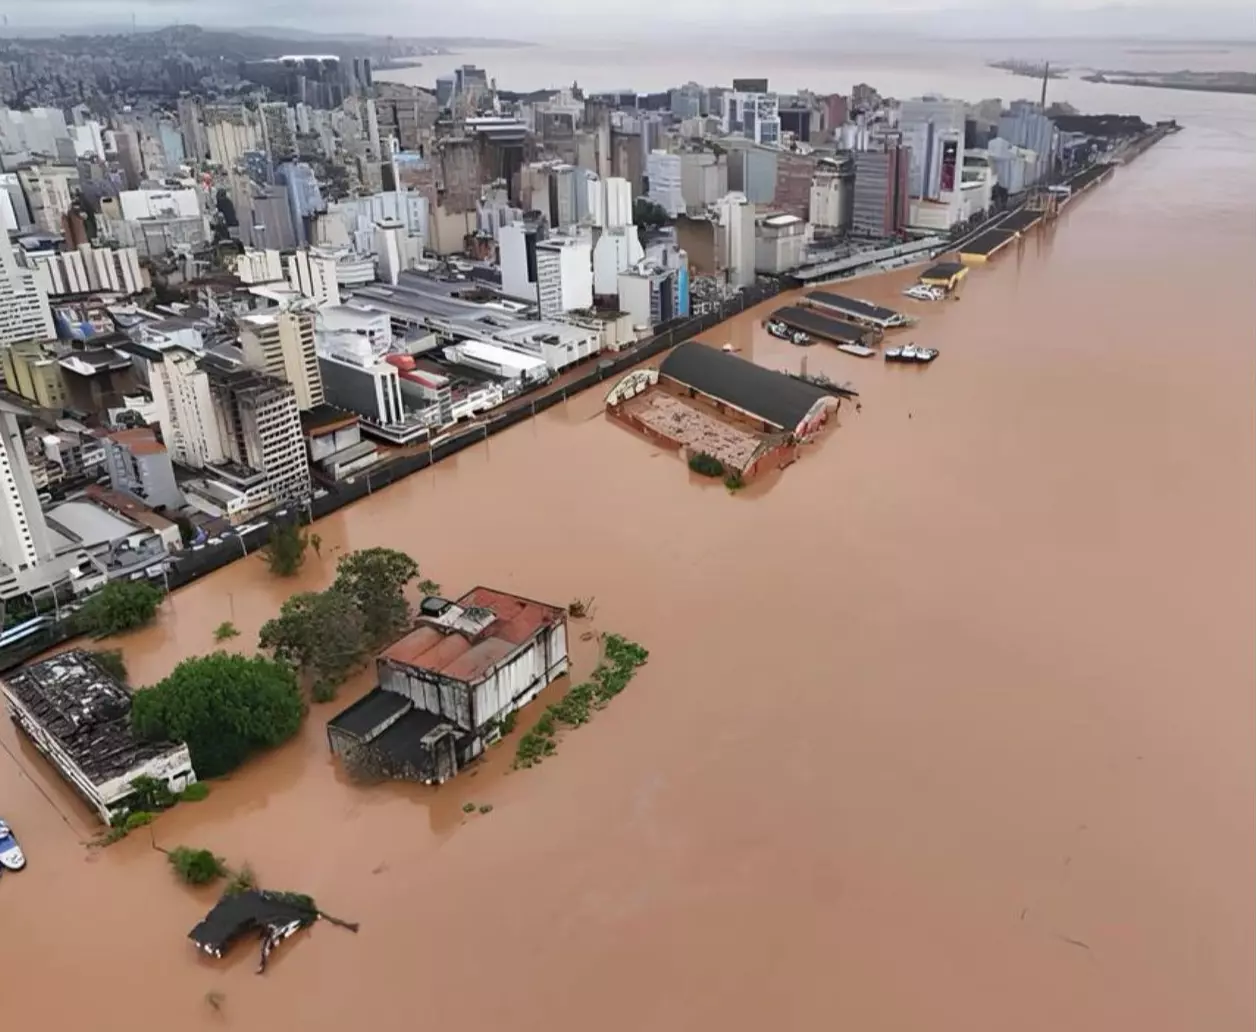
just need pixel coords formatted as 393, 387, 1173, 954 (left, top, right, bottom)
3, 116, 1253, 1032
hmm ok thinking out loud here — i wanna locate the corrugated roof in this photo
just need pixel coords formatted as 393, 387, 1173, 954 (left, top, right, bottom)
658, 341, 833, 432
379, 586, 564, 685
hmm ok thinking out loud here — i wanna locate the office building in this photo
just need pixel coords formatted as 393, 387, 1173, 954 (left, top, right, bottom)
723, 80, 781, 147
499, 218, 546, 303
0, 227, 55, 346
1, 340, 67, 409
899, 96, 967, 200
997, 104, 1058, 188
260, 102, 298, 162
178, 96, 208, 163
205, 105, 261, 167
754, 214, 807, 274
680, 151, 728, 213
16, 165, 77, 234
143, 345, 226, 470
809, 163, 854, 232
203, 355, 311, 504
647, 151, 685, 217
592, 227, 644, 297
852, 146, 911, 238
238, 310, 325, 412
275, 161, 324, 246
535, 237, 593, 318
102, 427, 182, 510
234, 248, 285, 285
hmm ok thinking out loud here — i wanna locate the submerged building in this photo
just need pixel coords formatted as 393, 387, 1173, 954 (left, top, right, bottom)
327, 587, 569, 782
604, 341, 838, 479
1, 650, 195, 822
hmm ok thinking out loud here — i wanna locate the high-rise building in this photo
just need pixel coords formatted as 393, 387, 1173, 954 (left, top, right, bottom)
178, 96, 208, 163
238, 310, 325, 412
646, 151, 684, 217
535, 237, 593, 318
29, 244, 144, 297
102, 427, 183, 510
714, 192, 756, 289
275, 162, 324, 246
723, 81, 781, 147
260, 103, 298, 162
852, 145, 911, 238
898, 96, 967, 200
809, 164, 853, 232
0, 400, 54, 575
144, 346, 226, 470
113, 126, 144, 190
0, 227, 55, 346
499, 217, 547, 303
203, 355, 311, 504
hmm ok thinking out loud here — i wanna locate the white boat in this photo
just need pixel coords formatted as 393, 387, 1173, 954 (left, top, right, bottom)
836, 343, 876, 358
885, 343, 938, 364
903, 284, 945, 302
0, 820, 25, 871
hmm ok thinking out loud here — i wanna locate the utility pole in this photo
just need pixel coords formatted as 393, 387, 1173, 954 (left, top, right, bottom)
1040, 62, 1050, 111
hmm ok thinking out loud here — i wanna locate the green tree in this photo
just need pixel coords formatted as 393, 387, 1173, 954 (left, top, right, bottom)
258, 590, 368, 700
213, 621, 239, 642
132, 652, 304, 778
262, 522, 308, 577
77, 581, 163, 638
90, 648, 128, 682
633, 197, 670, 246
332, 548, 420, 647
168, 846, 226, 885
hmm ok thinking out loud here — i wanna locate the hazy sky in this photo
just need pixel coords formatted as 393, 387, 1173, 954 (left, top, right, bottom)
1, 0, 1253, 41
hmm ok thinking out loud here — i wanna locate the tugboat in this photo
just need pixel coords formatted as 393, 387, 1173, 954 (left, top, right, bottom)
0, 819, 25, 872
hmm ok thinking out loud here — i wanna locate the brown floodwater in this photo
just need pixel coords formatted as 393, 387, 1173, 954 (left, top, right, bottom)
3, 102, 1254, 1032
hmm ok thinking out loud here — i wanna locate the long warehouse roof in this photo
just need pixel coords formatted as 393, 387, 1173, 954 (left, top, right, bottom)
772, 306, 869, 344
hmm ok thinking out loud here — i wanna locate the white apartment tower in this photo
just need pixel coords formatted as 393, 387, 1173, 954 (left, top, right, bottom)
715, 192, 756, 289
0, 402, 53, 574
287, 249, 341, 306
0, 229, 55, 346
535, 238, 593, 318
238, 310, 325, 412
147, 347, 226, 469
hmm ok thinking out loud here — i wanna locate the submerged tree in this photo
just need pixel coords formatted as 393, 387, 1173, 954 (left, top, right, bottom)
262, 522, 308, 577
132, 652, 303, 778
332, 548, 421, 647
90, 648, 128, 682
168, 845, 227, 885
258, 590, 368, 701
77, 581, 163, 638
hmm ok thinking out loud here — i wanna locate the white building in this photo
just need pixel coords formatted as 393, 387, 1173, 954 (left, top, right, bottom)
592, 226, 644, 297
316, 333, 427, 444
443, 340, 550, 388
234, 249, 284, 285
374, 219, 406, 286
647, 150, 685, 217
0, 228, 55, 346
117, 187, 202, 222
287, 249, 341, 306
206, 113, 261, 168
499, 220, 542, 304
535, 237, 593, 318
755, 214, 808, 274
722, 88, 781, 147
238, 310, 325, 412
0, 401, 52, 575
318, 303, 392, 348
899, 96, 968, 201
17, 166, 76, 234
809, 169, 851, 232
144, 346, 226, 469
714, 192, 756, 289
680, 151, 729, 213
0, 106, 69, 157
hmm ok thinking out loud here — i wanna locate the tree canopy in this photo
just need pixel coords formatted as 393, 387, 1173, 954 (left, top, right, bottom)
258, 590, 368, 701
76, 580, 163, 638
332, 548, 421, 647
262, 521, 308, 577
132, 652, 304, 778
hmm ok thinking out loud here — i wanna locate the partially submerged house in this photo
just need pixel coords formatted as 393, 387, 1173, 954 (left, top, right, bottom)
604, 340, 838, 479
189, 890, 317, 971
327, 587, 568, 782
1, 650, 195, 822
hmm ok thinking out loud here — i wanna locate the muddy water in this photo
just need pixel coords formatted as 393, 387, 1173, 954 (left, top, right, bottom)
4, 126, 1255, 1032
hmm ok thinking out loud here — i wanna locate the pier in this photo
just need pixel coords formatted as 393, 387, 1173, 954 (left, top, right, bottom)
770, 306, 881, 347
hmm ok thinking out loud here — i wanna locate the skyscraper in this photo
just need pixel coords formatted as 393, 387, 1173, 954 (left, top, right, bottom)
0, 400, 53, 576
238, 310, 325, 412
0, 227, 55, 347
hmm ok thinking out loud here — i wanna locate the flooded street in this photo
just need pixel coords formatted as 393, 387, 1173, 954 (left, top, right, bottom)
3, 84, 1255, 1032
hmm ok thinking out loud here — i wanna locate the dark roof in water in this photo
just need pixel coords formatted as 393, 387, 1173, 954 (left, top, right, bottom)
370, 709, 461, 772
805, 291, 901, 322
328, 686, 411, 740
772, 306, 869, 344
188, 890, 315, 958
998, 210, 1041, 233
922, 261, 966, 279
659, 341, 832, 432
1, 650, 184, 785
960, 228, 1016, 256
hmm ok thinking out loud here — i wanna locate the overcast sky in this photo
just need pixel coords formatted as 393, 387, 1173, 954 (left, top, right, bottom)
1, 0, 1253, 41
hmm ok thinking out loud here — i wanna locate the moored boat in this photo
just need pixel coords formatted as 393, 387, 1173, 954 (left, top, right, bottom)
0, 819, 25, 871
885, 343, 939, 364
836, 343, 876, 358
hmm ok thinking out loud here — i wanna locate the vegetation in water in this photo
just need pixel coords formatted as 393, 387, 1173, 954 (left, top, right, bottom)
131, 652, 303, 778
123, 810, 155, 831
180, 782, 210, 802
261, 521, 309, 577
332, 547, 423, 648
128, 774, 176, 811
213, 620, 239, 642
168, 845, 227, 885
462, 802, 476, 813
222, 863, 257, 896
724, 470, 745, 491
90, 647, 128, 682
687, 452, 725, 477
514, 634, 649, 768
259, 589, 368, 701
76, 580, 163, 638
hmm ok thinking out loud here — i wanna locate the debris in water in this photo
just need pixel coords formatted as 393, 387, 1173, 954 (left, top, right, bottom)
1055, 934, 1091, 951
188, 889, 358, 974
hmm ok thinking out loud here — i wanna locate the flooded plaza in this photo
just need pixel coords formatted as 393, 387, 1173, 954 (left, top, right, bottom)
3, 93, 1255, 1032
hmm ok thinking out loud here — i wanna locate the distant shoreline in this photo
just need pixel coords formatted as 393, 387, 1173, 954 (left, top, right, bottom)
1084, 73, 1256, 97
